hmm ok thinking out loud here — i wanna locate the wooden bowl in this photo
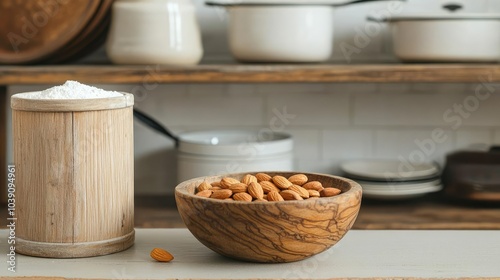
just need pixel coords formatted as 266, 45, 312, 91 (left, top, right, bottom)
175, 172, 362, 263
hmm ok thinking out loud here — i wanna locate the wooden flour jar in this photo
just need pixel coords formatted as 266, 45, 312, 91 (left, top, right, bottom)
11, 92, 135, 258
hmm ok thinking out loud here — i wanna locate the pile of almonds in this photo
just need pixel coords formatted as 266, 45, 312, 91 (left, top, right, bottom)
195, 173, 342, 202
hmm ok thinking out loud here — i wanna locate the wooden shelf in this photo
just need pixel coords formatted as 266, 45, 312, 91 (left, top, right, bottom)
134, 195, 500, 230
1, 64, 500, 85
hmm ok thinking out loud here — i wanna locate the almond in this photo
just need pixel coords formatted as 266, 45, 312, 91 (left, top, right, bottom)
303, 181, 324, 192
233, 192, 253, 202
241, 174, 258, 185
289, 185, 310, 199
150, 248, 174, 262
320, 187, 342, 197
267, 191, 284, 202
255, 173, 272, 182
260, 181, 281, 194
197, 181, 212, 192
288, 174, 308, 186
280, 190, 304, 200
255, 198, 268, 202
210, 189, 233, 199
211, 186, 221, 190
211, 181, 222, 188
220, 177, 240, 189
272, 176, 292, 189
248, 182, 264, 200
195, 189, 213, 198
229, 183, 248, 193
307, 189, 321, 198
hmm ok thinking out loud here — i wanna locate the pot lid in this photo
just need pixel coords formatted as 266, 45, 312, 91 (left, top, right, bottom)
373, 3, 500, 21
206, 0, 393, 7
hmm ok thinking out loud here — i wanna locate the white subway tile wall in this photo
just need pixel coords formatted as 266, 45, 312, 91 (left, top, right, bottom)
6, 0, 500, 194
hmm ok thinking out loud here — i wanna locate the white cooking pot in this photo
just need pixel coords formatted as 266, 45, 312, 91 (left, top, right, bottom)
370, 3, 500, 62
106, 0, 203, 65
207, 0, 394, 63
133, 110, 294, 182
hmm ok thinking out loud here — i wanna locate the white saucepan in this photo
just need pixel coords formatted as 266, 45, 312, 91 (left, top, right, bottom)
370, 3, 500, 62
133, 109, 294, 182
207, 0, 399, 63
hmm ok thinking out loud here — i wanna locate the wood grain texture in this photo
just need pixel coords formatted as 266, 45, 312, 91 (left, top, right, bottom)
12, 101, 134, 257
73, 107, 134, 242
0, 86, 6, 204
90, 194, 500, 230
175, 172, 362, 263
1, 64, 500, 84
14, 110, 75, 243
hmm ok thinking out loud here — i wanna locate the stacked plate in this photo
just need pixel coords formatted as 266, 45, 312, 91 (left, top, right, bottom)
340, 160, 443, 200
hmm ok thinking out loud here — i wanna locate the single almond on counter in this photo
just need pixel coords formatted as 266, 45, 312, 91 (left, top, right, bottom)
289, 185, 310, 199
280, 190, 304, 201
303, 181, 324, 192
241, 174, 258, 185
248, 182, 264, 200
255, 173, 272, 182
288, 174, 308, 186
211, 189, 233, 199
195, 189, 213, 198
233, 192, 253, 202
272, 176, 292, 189
150, 248, 174, 262
267, 191, 284, 202
320, 187, 342, 197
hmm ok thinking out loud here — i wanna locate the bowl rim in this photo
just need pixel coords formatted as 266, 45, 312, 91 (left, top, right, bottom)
175, 171, 362, 204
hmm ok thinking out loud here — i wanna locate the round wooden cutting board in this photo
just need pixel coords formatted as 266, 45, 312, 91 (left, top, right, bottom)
0, 0, 100, 64
47, 0, 114, 63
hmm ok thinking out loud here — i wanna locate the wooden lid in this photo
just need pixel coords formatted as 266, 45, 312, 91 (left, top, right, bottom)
11, 92, 134, 112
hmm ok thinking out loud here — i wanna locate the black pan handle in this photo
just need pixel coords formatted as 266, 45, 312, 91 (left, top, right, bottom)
443, 3, 463, 12
133, 109, 180, 148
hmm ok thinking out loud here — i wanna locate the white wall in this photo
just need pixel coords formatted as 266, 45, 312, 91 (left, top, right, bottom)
7, 0, 500, 195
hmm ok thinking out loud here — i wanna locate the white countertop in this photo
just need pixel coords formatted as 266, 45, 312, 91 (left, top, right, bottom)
1, 229, 499, 279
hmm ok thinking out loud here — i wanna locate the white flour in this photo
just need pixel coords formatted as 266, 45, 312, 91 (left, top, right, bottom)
17, 81, 123, 99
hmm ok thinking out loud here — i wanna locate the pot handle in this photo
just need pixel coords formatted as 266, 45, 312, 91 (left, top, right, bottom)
133, 108, 180, 148
442, 3, 463, 12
